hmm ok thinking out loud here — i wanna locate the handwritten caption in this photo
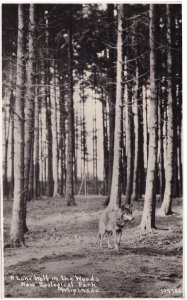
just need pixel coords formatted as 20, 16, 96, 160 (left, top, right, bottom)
9, 274, 100, 295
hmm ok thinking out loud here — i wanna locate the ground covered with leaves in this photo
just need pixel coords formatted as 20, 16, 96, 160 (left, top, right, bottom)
4, 196, 183, 298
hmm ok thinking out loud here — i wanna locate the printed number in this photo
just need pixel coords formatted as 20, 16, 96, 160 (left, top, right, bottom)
161, 288, 182, 295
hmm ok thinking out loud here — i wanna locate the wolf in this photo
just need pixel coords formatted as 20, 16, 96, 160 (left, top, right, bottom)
98, 205, 134, 251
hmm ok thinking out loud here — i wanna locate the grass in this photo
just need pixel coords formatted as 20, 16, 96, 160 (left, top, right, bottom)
3, 196, 183, 298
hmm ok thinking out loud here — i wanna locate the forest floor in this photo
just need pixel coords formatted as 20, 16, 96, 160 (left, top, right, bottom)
3, 196, 183, 298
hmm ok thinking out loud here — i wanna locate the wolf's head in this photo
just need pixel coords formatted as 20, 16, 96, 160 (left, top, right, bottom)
115, 205, 134, 227
121, 204, 134, 222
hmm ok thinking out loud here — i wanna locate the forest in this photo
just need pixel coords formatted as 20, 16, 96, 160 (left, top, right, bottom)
2, 3, 182, 298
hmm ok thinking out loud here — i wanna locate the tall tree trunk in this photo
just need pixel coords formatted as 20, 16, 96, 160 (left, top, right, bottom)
33, 83, 40, 199
2, 96, 7, 194
178, 83, 182, 196
125, 78, 133, 204
132, 65, 140, 202
93, 97, 98, 195
7, 96, 13, 200
7, 4, 25, 247
80, 80, 87, 191
125, 24, 134, 204
23, 4, 35, 232
163, 105, 168, 171
103, 5, 116, 206
39, 111, 45, 195
3, 104, 10, 198
11, 92, 15, 199
107, 4, 116, 196
108, 4, 123, 210
102, 93, 109, 195
38, 58, 46, 196
28, 146, 34, 200
158, 81, 165, 201
46, 97, 53, 196
44, 11, 53, 197
50, 59, 59, 197
74, 114, 79, 191
138, 86, 145, 199
142, 85, 148, 171
172, 79, 178, 197
160, 4, 174, 215
140, 4, 158, 232
59, 71, 66, 196
3, 61, 13, 198
65, 8, 76, 206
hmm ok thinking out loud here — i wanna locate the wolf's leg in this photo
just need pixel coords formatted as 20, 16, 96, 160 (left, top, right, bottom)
96, 233, 100, 246
99, 231, 105, 247
107, 232, 113, 249
117, 230, 122, 246
113, 231, 119, 251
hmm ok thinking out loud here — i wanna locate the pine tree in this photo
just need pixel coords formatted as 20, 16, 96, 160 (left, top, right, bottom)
160, 4, 174, 215
65, 7, 76, 206
6, 4, 26, 247
23, 3, 35, 231
140, 4, 158, 232
108, 4, 124, 210
33, 82, 40, 199
50, 60, 59, 197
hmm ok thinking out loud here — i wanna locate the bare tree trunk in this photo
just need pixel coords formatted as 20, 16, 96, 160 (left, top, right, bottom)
39, 110, 45, 195
3, 103, 10, 199
103, 6, 116, 205
108, 4, 123, 210
59, 71, 66, 196
7, 95, 13, 200
23, 4, 35, 232
140, 4, 158, 232
107, 4, 116, 196
142, 85, 148, 171
3, 62, 13, 198
172, 131, 178, 197
65, 8, 76, 206
92, 96, 98, 195
38, 58, 46, 196
178, 83, 182, 196
7, 4, 25, 247
11, 92, 15, 199
125, 84, 133, 204
80, 79, 88, 193
102, 93, 109, 195
172, 77, 178, 197
138, 85, 145, 199
44, 11, 53, 197
2, 97, 7, 193
125, 30, 134, 204
74, 114, 79, 192
160, 5, 174, 215
158, 81, 165, 201
132, 65, 140, 202
46, 98, 53, 196
33, 83, 40, 199
50, 59, 59, 197
28, 146, 34, 200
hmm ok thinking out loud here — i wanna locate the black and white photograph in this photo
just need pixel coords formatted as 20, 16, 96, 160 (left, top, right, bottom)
2, 2, 183, 298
